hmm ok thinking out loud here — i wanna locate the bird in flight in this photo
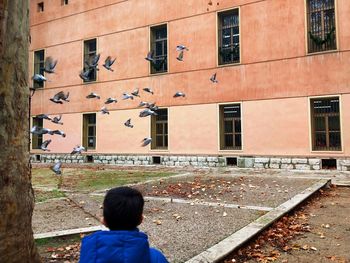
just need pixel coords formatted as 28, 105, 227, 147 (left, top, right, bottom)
124, 118, 134, 128
210, 73, 218, 83
143, 87, 154, 95
40, 139, 52, 151
71, 145, 86, 155
173, 91, 185, 98
51, 161, 62, 175
103, 56, 116, 72
141, 137, 152, 147
43, 56, 58, 74
86, 92, 100, 99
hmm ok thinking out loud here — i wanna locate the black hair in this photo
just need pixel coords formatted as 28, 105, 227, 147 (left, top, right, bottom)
103, 186, 144, 230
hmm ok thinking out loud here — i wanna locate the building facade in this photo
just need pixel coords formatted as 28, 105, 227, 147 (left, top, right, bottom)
29, 0, 350, 170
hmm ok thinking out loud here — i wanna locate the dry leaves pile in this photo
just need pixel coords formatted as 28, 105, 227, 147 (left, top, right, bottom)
43, 243, 81, 262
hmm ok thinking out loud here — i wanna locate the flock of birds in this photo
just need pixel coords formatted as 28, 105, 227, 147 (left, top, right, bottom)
30, 45, 219, 175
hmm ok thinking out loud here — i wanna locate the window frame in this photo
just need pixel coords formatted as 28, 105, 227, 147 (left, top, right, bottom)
219, 103, 243, 151
37, 2, 44, 12
305, 0, 338, 54
62, 0, 69, 5
217, 7, 241, 66
151, 108, 168, 150
149, 24, 168, 75
309, 96, 342, 152
33, 49, 45, 89
32, 117, 43, 150
82, 38, 98, 83
82, 113, 97, 150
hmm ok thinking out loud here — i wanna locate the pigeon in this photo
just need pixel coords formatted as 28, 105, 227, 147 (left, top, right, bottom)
210, 73, 218, 83
51, 161, 62, 175
85, 53, 100, 70
143, 88, 154, 95
103, 56, 116, 72
52, 115, 63, 125
122, 93, 134, 100
149, 105, 158, 111
105, 97, 118, 104
43, 56, 58, 74
79, 68, 92, 81
176, 50, 184, 61
36, 114, 52, 121
124, 118, 134, 128
52, 130, 66, 137
100, 106, 110, 115
86, 92, 100, 99
32, 74, 47, 83
40, 139, 52, 151
145, 50, 154, 62
139, 108, 157, 117
176, 45, 189, 51
50, 91, 69, 104
30, 126, 53, 135
138, 101, 150, 107
131, 88, 140, 97
174, 92, 185, 98
141, 137, 152, 147
71, 145, 86, 155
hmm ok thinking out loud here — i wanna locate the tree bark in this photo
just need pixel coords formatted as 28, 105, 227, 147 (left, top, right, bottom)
0, 0, 41, 262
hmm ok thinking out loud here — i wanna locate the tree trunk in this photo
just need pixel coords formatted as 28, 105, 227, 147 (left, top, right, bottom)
0, 0, 41, 262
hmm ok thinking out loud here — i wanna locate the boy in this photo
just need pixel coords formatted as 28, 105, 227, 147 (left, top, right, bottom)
79, 186, 168, 263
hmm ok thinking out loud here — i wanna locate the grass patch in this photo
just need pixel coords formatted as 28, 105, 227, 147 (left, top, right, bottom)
35, 234, 81, 252
35, 189, 66, 203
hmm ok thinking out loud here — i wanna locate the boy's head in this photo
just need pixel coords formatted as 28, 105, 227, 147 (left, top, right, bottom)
103, 186, 144, 230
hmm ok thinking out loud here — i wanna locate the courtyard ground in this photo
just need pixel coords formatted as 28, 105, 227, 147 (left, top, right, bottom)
31, 165, 350, 262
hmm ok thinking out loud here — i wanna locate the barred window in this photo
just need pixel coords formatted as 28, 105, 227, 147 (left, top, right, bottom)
83, 39, 97, 82
150, 25, 168, 74
218, 9, 240, 65
33, 50, 45, 88
307, 0, 336, 53
220, 104, 242, 150
151, 109, 168, 149
311, 97, 341, 151
32, 117, 43, 149
83, 114, 96, 150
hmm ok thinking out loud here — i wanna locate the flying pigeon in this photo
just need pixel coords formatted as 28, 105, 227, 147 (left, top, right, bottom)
71, 145, 86, 155
124, 118, 134, 128
210, 73, 218, 83
143, 88, 154, 95
174, 92, 185, 98
50, 91, 69, 104
145, 50, 154, 62
51, 161, 62, 175
138, 101, 150, 107
85, 53, 100, 70
79, 68, 92, 81
122, 93, 134, 100
176, 45, 189, 51
100, 106, 110, 115
40, 139, 52, 151
52, 115, 63, 125
139, 108, 157, 117
176, 50, 184, 61
52, 130, 66, 137
105, 97, 118, 104
86, 92, 100, 99
31, 126, 53, 135
32, 74, 47, 83
141, 137, 152, 147
131, 88, 140, 97
103, 56, 116, 72
36, 114, 52, 121
43, 56, 58, 74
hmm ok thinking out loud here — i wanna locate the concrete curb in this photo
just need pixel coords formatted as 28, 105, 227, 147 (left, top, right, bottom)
185, 179, 330, 263
34, 225, 108, 239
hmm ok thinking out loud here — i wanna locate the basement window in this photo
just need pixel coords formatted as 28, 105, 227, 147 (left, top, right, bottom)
226, 157, 237, 166
321, 159, 337, 170
152, 156, 161, 165
37, 2, 44, 12
86, 155, 94, 163
35, 154, 41, 162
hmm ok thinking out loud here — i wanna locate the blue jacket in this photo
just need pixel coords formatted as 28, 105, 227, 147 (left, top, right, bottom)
79, 229, 168, 263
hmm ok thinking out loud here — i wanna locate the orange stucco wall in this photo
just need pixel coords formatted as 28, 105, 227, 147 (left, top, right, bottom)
29, 0, 350, 156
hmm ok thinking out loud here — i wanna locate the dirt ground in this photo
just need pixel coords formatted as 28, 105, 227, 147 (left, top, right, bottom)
223, 186, 350, 263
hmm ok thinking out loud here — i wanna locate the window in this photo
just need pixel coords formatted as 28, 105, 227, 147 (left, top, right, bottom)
150, 25, 167, 74
32, 117, 43, 149
33, 50, 45, 88
37, 2, 44, 12
83, 39, 97, 82
219, 104, 242, 150
151, 109, 168, 149
307, 0, 336, 53
83, 114, 96, 150
218, 9, 240, 65
62, 0, 69, 5
311, 97, 341, 151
